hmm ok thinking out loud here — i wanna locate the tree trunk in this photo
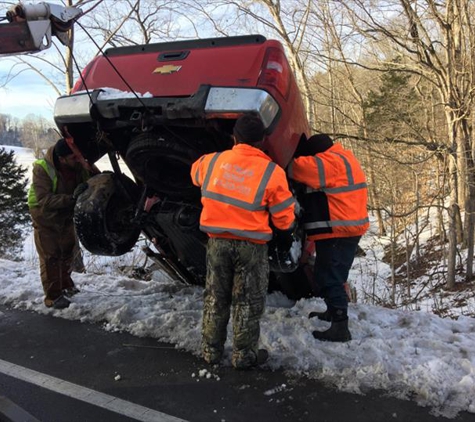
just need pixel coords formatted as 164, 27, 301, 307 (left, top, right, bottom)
390, 204, 396, 306
464, 122, 475, 281
65, 0, 75, 93
446, 156, 459, 289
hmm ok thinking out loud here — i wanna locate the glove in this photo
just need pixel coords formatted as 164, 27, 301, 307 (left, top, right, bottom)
73, 182, 88, 201
273, 228, 294, 251
294, 140, 310, 157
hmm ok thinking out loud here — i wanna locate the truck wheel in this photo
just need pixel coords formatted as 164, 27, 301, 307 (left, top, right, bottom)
126, 133, 198, 199
74, 172, 141, 256
269, 265, 313, 300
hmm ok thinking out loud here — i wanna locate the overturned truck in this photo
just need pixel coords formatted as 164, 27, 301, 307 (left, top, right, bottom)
54, 34, 313, 299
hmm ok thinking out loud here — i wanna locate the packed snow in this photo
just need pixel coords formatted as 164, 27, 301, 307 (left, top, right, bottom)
74, 87, 154, 100
1, 146, 475, 419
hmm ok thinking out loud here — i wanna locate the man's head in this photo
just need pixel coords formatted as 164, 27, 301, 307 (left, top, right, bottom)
54, 138, 77, 169
233, 114, 265, 146
295, 134, 334, 156
54, 138, 73, 157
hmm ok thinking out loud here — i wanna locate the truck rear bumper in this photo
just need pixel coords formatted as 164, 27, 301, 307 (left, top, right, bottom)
204, 87, 278, 128
54, 86, 279, 128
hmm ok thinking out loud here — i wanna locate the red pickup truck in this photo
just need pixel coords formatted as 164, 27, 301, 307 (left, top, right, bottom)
54, 34, 312, 298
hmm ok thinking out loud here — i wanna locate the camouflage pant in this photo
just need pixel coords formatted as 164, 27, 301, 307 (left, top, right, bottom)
202, 238, 269, 368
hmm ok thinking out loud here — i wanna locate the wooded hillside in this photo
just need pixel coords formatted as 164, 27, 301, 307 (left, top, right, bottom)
1, 0, 473, 303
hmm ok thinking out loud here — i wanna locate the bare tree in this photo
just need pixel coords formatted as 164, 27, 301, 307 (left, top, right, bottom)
20, 115, 56, 157
0, 1, 106, 97
334, 0, 475, 288
83, 0, 181, 48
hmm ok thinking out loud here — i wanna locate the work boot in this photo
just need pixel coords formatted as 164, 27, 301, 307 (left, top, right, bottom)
312, 320, 351, 342
203, 353, 222, 365
234, 349, 269, 370
312, 308, 351, 342
202, 342, 223, 365
63, 286, 80, 297
255, 349, 269, 365
308, 298, 332, 321
50, 295, 71, 310
308, 309, 332, 322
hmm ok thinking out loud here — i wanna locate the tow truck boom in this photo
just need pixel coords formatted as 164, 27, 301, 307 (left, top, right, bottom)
0, 2, 82, 55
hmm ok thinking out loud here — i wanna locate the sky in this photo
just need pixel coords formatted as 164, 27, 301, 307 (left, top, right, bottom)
0, 0, 192, 122
0, 69, 58, 120
0, 0, 68, 121
0, 0, 225, 122
1, 147, 475, 419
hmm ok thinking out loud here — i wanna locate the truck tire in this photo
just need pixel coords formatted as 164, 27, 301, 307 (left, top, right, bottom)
126, 133, 198, 199
74, 172, 141, 256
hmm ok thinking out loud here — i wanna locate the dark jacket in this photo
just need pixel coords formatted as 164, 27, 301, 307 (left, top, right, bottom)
29, 146, 87, 230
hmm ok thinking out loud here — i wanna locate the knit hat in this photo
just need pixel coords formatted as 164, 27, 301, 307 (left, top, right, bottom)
54, 138, 73, 157
233, 114, 265, 144
295, 134, 333, 156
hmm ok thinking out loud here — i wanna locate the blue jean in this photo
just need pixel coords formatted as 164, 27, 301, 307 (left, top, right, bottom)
313, 236, 361, 310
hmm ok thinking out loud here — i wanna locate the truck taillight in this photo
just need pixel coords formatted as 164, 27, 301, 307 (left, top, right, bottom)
258, 47, 290, 99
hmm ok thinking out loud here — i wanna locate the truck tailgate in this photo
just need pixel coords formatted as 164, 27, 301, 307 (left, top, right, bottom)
76, 36, 268, 97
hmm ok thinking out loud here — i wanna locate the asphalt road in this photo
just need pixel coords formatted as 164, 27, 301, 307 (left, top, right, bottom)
0, 304, 472, 422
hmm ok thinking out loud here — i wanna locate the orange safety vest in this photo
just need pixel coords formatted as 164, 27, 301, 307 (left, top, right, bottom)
191, 143, 295, 243
288, 143, 369, 241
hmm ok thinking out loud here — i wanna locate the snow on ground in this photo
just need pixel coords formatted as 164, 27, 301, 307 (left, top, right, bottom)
1, 244, 475, 419
2, 146, 475, 419
348, 200, 475, 320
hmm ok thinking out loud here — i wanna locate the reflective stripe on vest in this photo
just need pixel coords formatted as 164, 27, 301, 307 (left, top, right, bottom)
199, 152, 293, 241
192, 155, 206, 186
304, 217, 370, 230
306, 151, 367, 231
200, 225, 273, 241
305, 153, 367, 194
27, 159, 58, 208
201, 153, 279, 212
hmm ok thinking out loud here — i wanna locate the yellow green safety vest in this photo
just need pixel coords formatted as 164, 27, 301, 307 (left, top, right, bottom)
27, 159, 58, 209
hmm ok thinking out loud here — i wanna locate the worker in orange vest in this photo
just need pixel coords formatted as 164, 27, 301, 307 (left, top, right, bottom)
289, 134, 369, 342
191, 113, 296, 369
